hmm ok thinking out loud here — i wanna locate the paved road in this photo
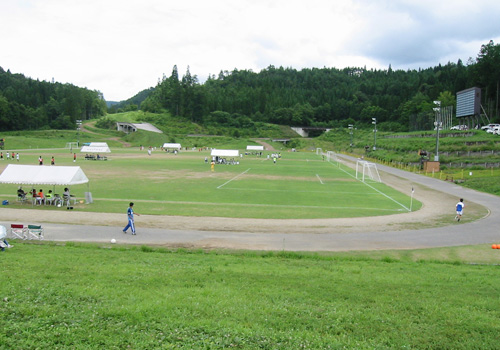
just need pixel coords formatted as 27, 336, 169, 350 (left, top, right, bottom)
2, 155, 499, 251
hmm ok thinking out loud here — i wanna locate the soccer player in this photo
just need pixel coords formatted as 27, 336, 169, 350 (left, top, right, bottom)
123, 202, 140, 235
455, 198, 464, 222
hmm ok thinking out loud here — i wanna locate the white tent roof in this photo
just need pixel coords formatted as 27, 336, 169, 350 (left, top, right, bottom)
89, 142, 109, 147
162, 143, 181, 149
81, 146, 111, 153
211, 149, 239, 157
0, 164, 89, 185
246, 145, 264, 151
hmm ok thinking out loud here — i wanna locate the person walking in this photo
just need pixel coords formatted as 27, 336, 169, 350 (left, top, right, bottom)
123, 202, 140, 235
455, 198, 465, 222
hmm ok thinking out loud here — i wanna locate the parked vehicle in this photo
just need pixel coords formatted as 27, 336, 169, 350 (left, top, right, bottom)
481, 123, 500, 131
451, 125, 468, 130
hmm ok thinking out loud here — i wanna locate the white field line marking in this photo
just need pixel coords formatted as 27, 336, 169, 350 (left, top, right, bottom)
217, 168, 251, 189
97, 197, 404, 212
316, 174, 324, 184
328, 160, 410, 212
218, 187, 380, 195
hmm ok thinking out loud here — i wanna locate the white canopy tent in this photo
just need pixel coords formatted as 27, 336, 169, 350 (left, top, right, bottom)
246, 145, 264, 151
0, 164, 92, 203
210, 149, 239, 157
0, 164, 89, 185
81, 142, 111, 153
162, 143, 181, 150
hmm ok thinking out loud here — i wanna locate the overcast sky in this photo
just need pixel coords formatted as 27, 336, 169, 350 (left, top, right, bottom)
1, 0, 500, 101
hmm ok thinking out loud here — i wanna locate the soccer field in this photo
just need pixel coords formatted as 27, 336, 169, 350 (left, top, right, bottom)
0, 149, 420, 219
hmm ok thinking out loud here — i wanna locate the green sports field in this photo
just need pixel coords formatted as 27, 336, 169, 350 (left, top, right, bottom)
0, 148, 420, 219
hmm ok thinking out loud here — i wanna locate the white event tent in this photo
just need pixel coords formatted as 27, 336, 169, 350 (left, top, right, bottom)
0, 164, 89, 185
210, 149, 239, 157
162, 143, 181, 150
80, 142, 111, 153
0, 164, 92, 203
246, 145, 264, 151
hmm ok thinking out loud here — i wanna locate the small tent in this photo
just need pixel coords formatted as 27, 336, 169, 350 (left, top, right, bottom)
246, 145, 264, 151
80, 142, 111, 153
162, 143, 181, 150
210, 149, 239, 157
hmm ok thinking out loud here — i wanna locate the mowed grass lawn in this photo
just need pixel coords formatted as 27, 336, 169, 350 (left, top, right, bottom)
1, 243, 498, 349
0, 149, 420, 219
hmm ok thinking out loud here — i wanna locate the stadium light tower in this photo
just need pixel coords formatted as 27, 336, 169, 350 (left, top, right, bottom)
433, 101, 441, 162
348, 124, 354, 148
372, 118, 377, 150
76, 120, 82, 147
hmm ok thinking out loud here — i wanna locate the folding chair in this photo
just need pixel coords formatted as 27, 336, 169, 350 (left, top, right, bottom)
10, 224, 27, 240
27, 224, 44, 240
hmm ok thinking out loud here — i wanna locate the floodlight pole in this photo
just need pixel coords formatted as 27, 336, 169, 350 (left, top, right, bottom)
348, 124, 354, 148
372, 118, 377, 150
76, 120, 82, 147
433, 101, 441, 162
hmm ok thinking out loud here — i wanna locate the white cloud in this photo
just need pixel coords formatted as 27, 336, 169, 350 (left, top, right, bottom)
1, 0, 499, 101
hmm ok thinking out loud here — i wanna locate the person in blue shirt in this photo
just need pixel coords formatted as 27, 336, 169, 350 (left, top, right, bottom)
455, 199, 464, 222
123, 202, 140, 235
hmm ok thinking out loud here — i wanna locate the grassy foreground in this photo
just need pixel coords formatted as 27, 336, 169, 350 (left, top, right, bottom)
1, 242, 499, 349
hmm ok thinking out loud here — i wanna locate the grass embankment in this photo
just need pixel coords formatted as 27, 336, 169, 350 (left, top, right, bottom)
1, 242, 499, 349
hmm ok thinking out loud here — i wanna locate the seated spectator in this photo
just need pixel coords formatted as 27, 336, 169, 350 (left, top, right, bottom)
17, 186, 26, 199
37, 189, 44, 204
0, 225, 12, 251
45, 190, 53, 205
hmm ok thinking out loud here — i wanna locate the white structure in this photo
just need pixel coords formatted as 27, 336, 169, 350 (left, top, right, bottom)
326, 151, 338, 163
246, 145, 264, 151
355, 160, 382, 183
81, 142, 111, 153
0, 164, 92, 203
117, 122, 163, 134
211, 149, 239, 157
316, 148, 322, 155
162, 143, 182, 150
0, 164, 89, 185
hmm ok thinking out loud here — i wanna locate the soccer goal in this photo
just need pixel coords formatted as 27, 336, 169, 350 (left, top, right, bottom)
356, 160, 382, 183
65, 142, 78, 150
316, 148, 323, 155
326, 151, 338, 163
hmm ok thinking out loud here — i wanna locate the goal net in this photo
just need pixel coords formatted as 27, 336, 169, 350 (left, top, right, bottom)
326, 151, 338, 163
65, 142, 78, 150
316, 148, 323, 155
356, 160, 382, 183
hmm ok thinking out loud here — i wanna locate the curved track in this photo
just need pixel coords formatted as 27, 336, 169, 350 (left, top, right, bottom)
2, 155, 499, 251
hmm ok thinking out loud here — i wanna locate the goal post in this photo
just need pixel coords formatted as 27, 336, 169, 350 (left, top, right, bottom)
326, 151, 338, 163
65, 142, 78, 150
356, 160, 382, 183
316, 148, 323, 155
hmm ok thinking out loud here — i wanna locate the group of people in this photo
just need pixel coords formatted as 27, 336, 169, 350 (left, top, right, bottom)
0, 151, 20, 161
17, 186, 72, 207
84, 154, 106, 160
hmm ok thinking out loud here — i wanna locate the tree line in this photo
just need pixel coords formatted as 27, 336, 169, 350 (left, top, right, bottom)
0, 67, 106, 131
137, 40, 499, 132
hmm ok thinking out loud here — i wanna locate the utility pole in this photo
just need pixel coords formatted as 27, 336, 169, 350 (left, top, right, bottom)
433, 101, 441, 162
372, 118, 377, 150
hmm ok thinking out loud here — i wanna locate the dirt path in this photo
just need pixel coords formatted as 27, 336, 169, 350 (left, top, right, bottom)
81, 121, 131, 147
253, 139, 276, 152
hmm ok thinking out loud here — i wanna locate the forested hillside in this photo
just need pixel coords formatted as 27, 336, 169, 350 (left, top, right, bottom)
1, 41, 499, 133
0, 67, 106, 131
140, 40, 500, 132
